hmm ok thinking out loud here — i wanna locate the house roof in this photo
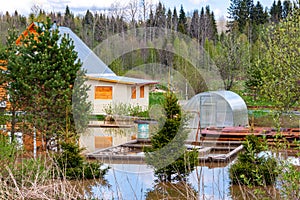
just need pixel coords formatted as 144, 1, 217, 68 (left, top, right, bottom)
57, 27, 116, 76
87, 75, 159, 85
16, 22, 158, 86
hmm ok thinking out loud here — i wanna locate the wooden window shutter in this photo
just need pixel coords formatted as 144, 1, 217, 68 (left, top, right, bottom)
140, 86, 144, 98
95, 86, 113, 99
131, 86, 136, 99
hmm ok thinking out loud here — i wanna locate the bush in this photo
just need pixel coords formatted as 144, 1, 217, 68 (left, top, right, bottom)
0, 134, 18, 166
54, 142, 108, 179
103, 102, 149, 118
229, 135, 278, 186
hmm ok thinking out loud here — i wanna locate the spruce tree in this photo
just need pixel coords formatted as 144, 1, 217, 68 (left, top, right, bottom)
190, 10, 199, 39
172, 7, 178, 31
145, 92, 197, 182
63, 6, 75, 31
178, 5, 188, 34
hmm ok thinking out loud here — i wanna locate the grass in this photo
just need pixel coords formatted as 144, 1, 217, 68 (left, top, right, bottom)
149, 92, 165, 107
0, 133, 108, 199
249, 112, 300, 128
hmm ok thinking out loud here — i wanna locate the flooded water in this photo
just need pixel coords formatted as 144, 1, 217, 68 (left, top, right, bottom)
80, 163, 233, 200
79, 125, 235, 199
79, 125, 299, 199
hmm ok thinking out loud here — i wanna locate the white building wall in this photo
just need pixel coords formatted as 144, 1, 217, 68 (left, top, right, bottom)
86, 79, 151, 115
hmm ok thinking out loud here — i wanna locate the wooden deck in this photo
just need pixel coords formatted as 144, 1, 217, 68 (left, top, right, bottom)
86, 140, 244, 164
200, 127, 300, 142
88, 124, 134, 128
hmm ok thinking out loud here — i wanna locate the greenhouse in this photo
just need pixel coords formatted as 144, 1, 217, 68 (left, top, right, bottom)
183, 91, 249, 129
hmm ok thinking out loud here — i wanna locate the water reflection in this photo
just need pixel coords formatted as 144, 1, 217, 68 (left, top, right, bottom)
229, 185, 281, 200
82, 163, 232, 200
80, 126, 136, 153
145, 181, 197, 200
79, 125, 300, 199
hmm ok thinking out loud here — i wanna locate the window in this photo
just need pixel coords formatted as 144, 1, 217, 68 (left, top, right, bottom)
131, 86, 136, 99
94, 86, 112, 99
140, 86, 144, 98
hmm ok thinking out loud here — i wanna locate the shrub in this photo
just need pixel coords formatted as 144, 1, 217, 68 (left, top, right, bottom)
54, 142, 108, 179
0, 134, 18, 166
103, 102, 149, 118
229, 135, 278, 186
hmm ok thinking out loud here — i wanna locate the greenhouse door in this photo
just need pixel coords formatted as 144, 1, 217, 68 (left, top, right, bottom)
200, 103, 216, 128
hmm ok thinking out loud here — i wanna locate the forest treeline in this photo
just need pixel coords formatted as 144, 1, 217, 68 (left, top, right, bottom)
0, 0, 299, 102
0, 1, 295, 48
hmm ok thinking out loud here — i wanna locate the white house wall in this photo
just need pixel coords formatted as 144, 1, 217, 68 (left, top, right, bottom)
86, 79, 150, 115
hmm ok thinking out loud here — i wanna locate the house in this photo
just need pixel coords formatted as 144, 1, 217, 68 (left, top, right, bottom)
0, 22, 158, 152
3, 22, 158, 115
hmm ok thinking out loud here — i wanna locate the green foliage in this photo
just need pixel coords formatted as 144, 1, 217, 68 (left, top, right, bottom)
258, 8, 300, 112
229, 135, 278, 186
149, 92, 165, 107
278, 161, 300, 199
103, 102, 148, 117
13, 157, 51, 186
3, 18, 90, 149
0, 134, 18, 167
89, 114, 106, 121
213, 33, 250, 90
145, 92, 197, 182
0, 135, 51, 187
145, 181, 197, 200
54, 141, 108, 179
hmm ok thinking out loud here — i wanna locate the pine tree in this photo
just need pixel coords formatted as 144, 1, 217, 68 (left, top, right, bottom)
154, 2, 166, 28
145, 92, 197, 182
251, 1, 268, 25
5, 18, 90, 150
209, 11, 218, 42
82, 10, 94, 47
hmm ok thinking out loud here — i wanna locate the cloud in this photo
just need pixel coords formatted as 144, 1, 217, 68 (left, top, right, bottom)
0, 0, 159, 16
213, 8, 222, 18
187, 0, 209, 5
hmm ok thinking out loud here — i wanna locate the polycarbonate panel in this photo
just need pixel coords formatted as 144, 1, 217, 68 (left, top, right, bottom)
183, 91, 248, 128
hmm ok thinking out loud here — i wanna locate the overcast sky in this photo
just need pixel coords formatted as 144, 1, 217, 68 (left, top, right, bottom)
0, 0, 275, 19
